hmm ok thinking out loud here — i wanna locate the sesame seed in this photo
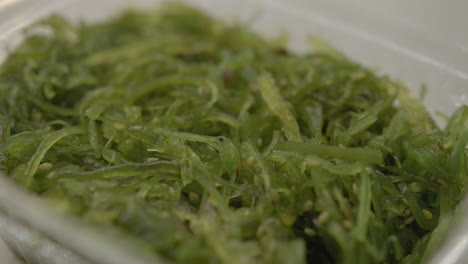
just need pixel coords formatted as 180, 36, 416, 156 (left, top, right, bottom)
422, 209, 433, 220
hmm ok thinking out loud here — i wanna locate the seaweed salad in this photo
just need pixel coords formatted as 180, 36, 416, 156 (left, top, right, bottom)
0, 3, 467, 264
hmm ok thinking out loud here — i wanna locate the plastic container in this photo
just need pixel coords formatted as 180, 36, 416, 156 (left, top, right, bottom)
0, 0, 467, 263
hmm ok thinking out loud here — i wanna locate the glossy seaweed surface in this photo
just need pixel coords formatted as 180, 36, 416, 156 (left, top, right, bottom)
0, 3, 467, 264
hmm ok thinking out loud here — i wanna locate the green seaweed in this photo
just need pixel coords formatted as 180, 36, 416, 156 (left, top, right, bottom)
0, 3, 467, 264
